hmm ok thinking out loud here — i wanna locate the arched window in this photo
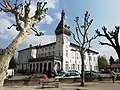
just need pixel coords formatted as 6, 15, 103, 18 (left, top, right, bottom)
40, 63, 42, 72
33, 63, 35, 72
30, 64, 32, 72
44, 63, 47, 72
48, 62, 52, 71
36, 63, 39, 72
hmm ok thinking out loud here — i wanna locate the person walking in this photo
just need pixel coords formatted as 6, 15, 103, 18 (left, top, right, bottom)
110, 69, 116, 83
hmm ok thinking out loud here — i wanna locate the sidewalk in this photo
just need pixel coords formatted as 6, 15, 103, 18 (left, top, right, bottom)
4, 81, 120, 90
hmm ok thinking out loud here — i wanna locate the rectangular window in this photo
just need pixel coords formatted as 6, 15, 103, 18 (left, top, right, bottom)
41, 53, 43, 57
48, 52, 50, 56
84, 65, 86, 69
94, 66, 98, 70
72, 52, 74, 58
59, 50, 60, 56
76, 53, 78, 59
45, 47, 47, 50
78, 64, 80, 70
89, 56, 92, 61
52, 51, 55, 55
73, 64, 75, 70
84, 55, 86, 60
53, 46, 54, 49
45, 53, 46, 56
66, 50, 68, 57
90, 65, 92, 70
49, 46, 51, 50
65, 64, 69, 71
59, 41, 60, 48
94, 57, 96, 61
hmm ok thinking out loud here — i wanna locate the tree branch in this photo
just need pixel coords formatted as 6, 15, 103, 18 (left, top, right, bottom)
76, 27, 82, 44
0, 2, 6, 8
74, 17, 84, 36
99, 41, 113, 47
71, 32, 81, 45
31, 26, 44, 36
86, 19, 93, 30
102, 26, 116, 48
96, 29, 106, 37
31, 2, 48, 25
3, 0, 12, 10
7, 24, 17, 29
114, 26, 120, 47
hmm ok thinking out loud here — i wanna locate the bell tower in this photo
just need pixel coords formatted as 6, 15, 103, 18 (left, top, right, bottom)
55, 10, 71, 71
55, 10, 71, 36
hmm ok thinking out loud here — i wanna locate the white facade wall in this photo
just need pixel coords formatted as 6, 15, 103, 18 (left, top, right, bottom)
31, 49, 37, 58
37, 44, 56, 58
55, 33, 99, 73
18, 41, 99, 73
18, 49, 30, 64
18, 48, 37, 64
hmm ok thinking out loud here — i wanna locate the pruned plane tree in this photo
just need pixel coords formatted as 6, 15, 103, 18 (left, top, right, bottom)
0, 0, 48, 89
96, 26, 120, 62
72, 11, 98, 86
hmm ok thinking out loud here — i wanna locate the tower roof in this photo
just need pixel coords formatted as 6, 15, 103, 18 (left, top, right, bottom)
55, 10, 71, 36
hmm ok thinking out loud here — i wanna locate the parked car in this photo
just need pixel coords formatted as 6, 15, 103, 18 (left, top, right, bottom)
68, 70, 80, 73
6, 69, 14, 78
55, 72, 81, 78
84, 71, 99, 80
26, 73, 48, 85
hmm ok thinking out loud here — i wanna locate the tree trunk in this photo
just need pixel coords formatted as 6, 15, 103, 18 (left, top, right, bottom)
80, 52, 85, 86
0, 30, 28, 90
116, 48, 120, 62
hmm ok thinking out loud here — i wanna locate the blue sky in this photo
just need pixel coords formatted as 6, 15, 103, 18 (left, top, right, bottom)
0, 0, 120, 59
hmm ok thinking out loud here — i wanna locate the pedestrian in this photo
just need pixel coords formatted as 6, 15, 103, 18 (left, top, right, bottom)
110, 69, 116, 83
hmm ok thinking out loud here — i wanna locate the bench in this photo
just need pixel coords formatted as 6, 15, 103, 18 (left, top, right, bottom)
39, 81, 59, 89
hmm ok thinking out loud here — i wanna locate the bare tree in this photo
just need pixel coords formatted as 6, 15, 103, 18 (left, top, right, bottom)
96, 26, 120, 62
72, 11, 98, 86
0, 0, 48, 89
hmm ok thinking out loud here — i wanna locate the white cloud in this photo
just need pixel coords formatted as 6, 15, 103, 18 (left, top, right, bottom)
55, 12, 68, 20
0, 15, 18, 40
24, 35, 55, 46
55, 13, 61, 20
29, 2, 54, 25
40, 0, 59, 9
40, 15, 54, 24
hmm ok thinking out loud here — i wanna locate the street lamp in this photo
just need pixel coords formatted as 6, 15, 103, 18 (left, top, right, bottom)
71, 49, 77, 70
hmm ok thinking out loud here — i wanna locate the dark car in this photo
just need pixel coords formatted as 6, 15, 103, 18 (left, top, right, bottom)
84, 71, 99, 81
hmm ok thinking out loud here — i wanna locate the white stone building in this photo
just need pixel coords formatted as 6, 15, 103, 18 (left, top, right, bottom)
17, 10, 99, 74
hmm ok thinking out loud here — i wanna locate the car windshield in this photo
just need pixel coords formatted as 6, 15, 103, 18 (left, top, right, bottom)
70, 72, 79, 76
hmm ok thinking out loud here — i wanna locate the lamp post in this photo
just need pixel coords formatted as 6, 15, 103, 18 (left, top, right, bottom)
71, 49, 77, 70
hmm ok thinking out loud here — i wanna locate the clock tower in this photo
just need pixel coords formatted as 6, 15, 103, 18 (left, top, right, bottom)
55, 10, 71, 71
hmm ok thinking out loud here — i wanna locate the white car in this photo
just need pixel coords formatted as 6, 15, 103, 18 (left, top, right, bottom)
55, 72, 81, 78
